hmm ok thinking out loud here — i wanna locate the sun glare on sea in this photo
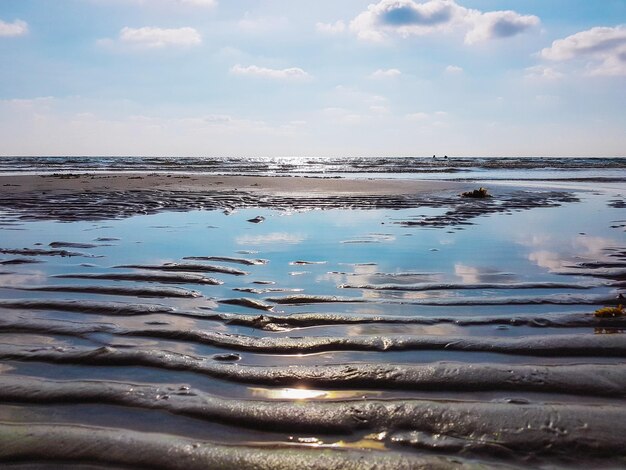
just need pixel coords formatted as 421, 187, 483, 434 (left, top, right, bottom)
250, 387, 327, 400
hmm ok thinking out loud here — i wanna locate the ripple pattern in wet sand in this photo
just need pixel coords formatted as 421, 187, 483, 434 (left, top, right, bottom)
0, 191, 625, 469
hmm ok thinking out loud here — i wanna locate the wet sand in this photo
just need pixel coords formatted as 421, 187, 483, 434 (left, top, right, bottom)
0, 171, 625, 468
0, 173, 579, 228
0, 173, 467, 194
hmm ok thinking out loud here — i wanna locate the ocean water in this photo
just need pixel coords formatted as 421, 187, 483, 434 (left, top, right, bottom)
0, 155, 624, 181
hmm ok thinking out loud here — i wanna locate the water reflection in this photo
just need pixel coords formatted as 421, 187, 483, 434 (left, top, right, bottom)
249, 386, 384, 401
0, 270, 47, 289
0, 196, 624, 465
359, 290, 454, 301
236, 232, 306, 246
519, 229, 622, 273
528, 250, 567, 271
319, 264, 443, 287
288, 434, 387, 450
249, 387, 326, 400
454, 264, 515, 283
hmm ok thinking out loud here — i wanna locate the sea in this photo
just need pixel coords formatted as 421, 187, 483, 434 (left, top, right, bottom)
0, 155, 624, 180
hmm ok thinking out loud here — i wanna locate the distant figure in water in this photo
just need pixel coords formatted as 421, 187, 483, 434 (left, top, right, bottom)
444, 155, 448, 159
432, 155, 436, 159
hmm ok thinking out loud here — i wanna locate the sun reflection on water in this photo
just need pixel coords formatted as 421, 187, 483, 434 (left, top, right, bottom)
249, 387, 383, 400
250, 387, 327, 400
288, 432, 388, 450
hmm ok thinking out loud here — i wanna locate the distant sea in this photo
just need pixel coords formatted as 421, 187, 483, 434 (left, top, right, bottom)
0, 156, 624, 181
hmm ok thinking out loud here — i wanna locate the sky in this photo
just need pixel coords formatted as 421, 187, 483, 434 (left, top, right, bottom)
0, 0, 625, 157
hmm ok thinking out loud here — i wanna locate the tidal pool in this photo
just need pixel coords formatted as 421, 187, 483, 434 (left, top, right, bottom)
0, 186, 624, 468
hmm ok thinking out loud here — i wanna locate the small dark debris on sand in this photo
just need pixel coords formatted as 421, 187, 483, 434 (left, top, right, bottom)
212, 353, 241, 362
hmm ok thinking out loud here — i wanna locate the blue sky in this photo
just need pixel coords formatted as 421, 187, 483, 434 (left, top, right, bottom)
0, 0, 624, 157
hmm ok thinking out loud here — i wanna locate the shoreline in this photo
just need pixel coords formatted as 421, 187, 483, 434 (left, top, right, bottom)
0, 173, 582, 227
0, 173, 471, 195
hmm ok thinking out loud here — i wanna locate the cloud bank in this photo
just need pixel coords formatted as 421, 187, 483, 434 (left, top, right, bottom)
348, 0, 539, 44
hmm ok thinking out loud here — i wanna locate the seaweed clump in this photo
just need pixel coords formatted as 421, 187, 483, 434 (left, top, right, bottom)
461, 187, 492, 198
594, 305, 625, 318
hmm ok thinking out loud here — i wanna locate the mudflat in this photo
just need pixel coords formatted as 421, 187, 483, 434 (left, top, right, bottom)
0, 167, 624, 469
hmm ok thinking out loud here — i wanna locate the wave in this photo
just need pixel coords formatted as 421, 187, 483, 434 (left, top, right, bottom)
1, 156, 624, 175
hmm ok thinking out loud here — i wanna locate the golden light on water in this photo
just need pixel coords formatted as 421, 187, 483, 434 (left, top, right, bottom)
288, 433, 387, 450
249, 387, 383, 400
249, 387, 327, 400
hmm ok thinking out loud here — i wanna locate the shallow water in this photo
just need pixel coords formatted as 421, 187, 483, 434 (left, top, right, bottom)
0, 184, 625, 468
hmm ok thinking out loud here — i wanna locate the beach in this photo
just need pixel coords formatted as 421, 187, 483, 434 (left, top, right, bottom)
0, 161, 625, 468
3, 0, 625, 466
0, 172, 469, 194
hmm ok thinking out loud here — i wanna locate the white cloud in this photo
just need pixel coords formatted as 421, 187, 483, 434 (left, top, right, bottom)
321, 107, 368, 125
231, 64, 311, 80
369, 105, 390, 114
539, 25, 626, 76
445, 64, 463, 74
114, 26, 202, 48
405, 112, 429, 120
348, 0, 539, 45
524, 65, 563, 80
349, 0, 462, 42
177, 0, 216, 7
323, 107, 365, 124
323, 106, 348, 115
316, 20, 346, 34
370, 68, 402, 79
464, 10, 539, 45
1, 96, 55, 108
92, 0, 217, 7
405, 111, 447, 120
0, 19, 28, 37
238, 14, 288, 33
332, 86, 387, 107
